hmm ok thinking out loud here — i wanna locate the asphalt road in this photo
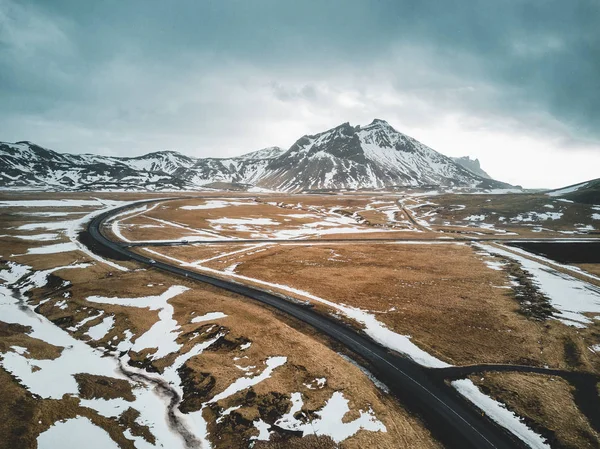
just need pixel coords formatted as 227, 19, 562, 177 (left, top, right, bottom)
88, 199, 531, 449
123, 236, 600, 247
506, 241, 600, 264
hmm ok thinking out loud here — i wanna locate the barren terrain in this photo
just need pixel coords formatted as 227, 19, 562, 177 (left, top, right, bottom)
1, 190, 600, 448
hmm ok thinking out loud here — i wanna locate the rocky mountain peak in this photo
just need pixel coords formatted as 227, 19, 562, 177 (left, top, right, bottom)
451, 156, 491, 179
364, 118, 394, 129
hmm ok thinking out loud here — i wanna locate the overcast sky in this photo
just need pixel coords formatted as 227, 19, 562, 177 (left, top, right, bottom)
1, 0, 599, 188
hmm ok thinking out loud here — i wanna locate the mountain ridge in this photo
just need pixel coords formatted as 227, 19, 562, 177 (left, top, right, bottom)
1, 120, 512, 192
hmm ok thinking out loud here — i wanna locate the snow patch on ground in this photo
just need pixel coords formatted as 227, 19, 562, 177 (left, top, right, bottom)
11, 233, 61, 241
209, 217, 280, 226
250, 419, 273, 441
0, 283, 120, 399
0, 278, 201, 448
67, 311, 104, 332
87, 285, 190, 359
477, 244, 600, 327
484, 259, 507, 271
208, 356, 287, 404
465, 214, 486, 221
217, 405, 242, 423
452, 379, 550, 449
273, 391, 386, 443
25, 242, 78, 255
180, 200, 256, 210
37, 416, 120, 449
511, 212, 563, 222
86, 315, 114, 341
224, 263, 240, 273
16, 263, 91, 294
191, 312, 228, 323
16, 211, 85, 217
11, 345, 28, 355
0, 260, 31, 284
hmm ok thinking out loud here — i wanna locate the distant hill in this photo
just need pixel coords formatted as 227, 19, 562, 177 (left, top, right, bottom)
547, 178, 600, 204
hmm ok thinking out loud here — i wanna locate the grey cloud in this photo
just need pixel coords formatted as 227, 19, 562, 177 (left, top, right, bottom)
0, 0, 598, 160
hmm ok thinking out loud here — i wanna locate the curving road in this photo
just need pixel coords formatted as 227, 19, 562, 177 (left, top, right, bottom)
87, 199, 544, 449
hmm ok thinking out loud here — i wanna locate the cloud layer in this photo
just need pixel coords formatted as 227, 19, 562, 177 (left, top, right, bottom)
1, 0, 599, 187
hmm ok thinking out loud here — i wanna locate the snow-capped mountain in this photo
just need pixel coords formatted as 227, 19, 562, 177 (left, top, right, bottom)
256, 120, 509, 191
173, 147, 284, 186
1, 121, 512, 191
0, 141, 194, 190
236, 146, 285, 161
0, 141, 285, 191
117, 151, 195, 174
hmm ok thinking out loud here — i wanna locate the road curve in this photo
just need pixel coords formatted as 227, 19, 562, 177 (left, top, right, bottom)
87, 199, 531, 449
